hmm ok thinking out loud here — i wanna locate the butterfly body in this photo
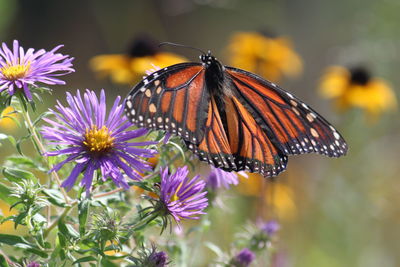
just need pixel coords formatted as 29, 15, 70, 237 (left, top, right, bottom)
125, 51, 348, 178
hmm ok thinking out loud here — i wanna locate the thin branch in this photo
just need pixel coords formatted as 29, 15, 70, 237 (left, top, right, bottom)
43, 200, 77, 238
18, 98, 70, 204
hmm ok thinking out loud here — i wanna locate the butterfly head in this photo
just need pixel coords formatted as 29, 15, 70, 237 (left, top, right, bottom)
200, 51, 219, 66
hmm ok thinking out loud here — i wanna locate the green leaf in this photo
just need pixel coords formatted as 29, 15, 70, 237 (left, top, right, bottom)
78, 199, 90, 235
204, 242, 224, 258
29, 98, 37, 112
26, 247, 48, 258
6, 155, 38, 169
2, 167, 37, 183
57, 232, 67, 248
58, 220, 79, 239
72, 256, 97, 264
169, 141, 186, 162
0, 183, 19, 205
13, 211, 28, 228
7, 135, 16, 147
42, 189, 66, 207
33, 111, 52, 126
16, 134, 30, 155
0, 255, 9, 267
0, 234, 33, 249
0, 134, 16, 147
101, 258, 119, 267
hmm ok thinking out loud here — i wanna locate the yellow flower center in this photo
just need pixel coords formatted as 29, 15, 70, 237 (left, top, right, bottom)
170, 182, 184, 202
83, 125, 115, 154
171, 193, 179, 202
0, 62, 31, 80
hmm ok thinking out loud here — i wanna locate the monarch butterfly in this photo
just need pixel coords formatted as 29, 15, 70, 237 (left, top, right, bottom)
124, 49, 348, 177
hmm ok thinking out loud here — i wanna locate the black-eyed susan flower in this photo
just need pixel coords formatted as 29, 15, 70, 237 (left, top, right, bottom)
0, 40, 74, 100
41, 89, 157, 194
90, 35, 187, 85
227, 31, 303, 82
319, 66, 397, 120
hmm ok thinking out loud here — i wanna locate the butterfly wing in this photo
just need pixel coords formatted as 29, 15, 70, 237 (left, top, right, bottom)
186, 93, 288, 177
125, 63, 210, 144
125, 59, 347, 179
125, 62, 285, 176
226, 66, 348, 157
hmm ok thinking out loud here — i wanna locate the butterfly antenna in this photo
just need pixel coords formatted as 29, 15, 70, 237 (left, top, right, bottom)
159, 42, 206, 55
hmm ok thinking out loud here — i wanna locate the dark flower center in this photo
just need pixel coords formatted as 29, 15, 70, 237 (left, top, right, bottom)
83, 125, 114, 154
128, 34, 159, 57
349, 67, 371, 86
259, 28, 278, 38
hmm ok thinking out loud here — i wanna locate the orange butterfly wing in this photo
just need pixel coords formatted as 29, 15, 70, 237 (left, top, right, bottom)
226, 67, 348, 158
185, 93, 287, 176
125, 63, 210, 144
125, 59, 347, 178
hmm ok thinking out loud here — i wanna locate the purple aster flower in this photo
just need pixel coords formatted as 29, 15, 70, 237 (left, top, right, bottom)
260, 220, 280, 236
147, 250, 169, 267
231, 248, 256, 267
27, 262, 41, 267
136, 246, 169, 267
0, 40, 74, 100
206, 166, 239, 190
159, 166, 208, 223
42, 89, 157, 193
206, 167, 248, 190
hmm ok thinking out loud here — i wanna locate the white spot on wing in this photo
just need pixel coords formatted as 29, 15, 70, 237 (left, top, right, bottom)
333, 131, 340, 140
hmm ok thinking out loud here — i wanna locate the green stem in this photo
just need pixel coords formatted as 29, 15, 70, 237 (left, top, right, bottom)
97, 254, 102, 267
18, 97, 70, 204
131, 211, 160, 231
92, 173, 154, 198
43, 200, 77, 238
0, 248, 14, 265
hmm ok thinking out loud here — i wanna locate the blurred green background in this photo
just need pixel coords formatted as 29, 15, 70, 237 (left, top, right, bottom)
1, 0, 399, 266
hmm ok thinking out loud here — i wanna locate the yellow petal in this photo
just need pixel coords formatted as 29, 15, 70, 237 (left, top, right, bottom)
0, 106, 18, 130
130, 52, 187, 74
89, 54, 136, 84
227, 32, 303, 82
345, 79, 397, 116
319, 66, 350, 99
